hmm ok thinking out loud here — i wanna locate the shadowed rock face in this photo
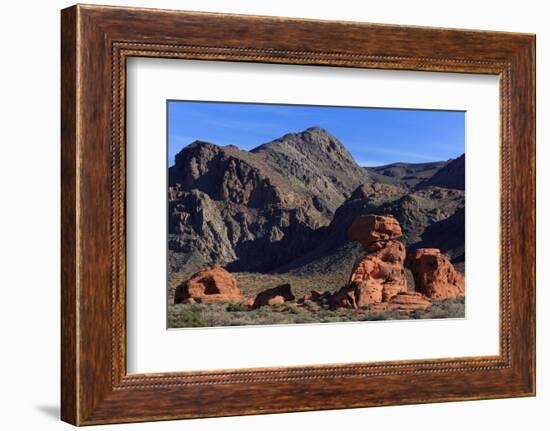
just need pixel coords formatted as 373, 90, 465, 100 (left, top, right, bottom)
168, 140, 327, 273
413, 206, 465, 263
252, 284, 295, 309
419, 154, 465, 190
170, 141, 281, 208
364, 160, 447, 189
406, 248, 465, 299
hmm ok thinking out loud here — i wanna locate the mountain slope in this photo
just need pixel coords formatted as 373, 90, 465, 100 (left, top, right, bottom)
168, 140, 327, 274
419, 153, 465, 190
251, 127, 371, 216
274, 183, 465, 279
364, 160, 447, 188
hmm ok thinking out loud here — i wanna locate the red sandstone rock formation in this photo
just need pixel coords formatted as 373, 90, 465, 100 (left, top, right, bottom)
330, 281, 383, 309
333, 215, 408, 308
387, 291, 432, 311
252, 284, 295, 309
174, 265, 244, 304
406, 248, 465, 299
369, 292, 432, 313
348, 214, 402, 250
349, 238, 408, 302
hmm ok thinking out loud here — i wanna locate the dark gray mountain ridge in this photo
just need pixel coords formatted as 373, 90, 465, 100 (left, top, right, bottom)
419, 153, 465, 190
364, 160, 447, 188
168, 127, 465, 280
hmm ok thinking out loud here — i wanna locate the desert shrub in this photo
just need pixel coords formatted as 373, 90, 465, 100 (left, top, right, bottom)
362, 309, 405, 321
368, 313, 390, 321
187, 303, 205, 313
166, 296, 466, 328
200, 310, 230, 327
226, 302, 248, 312
293, 315, 318, 324
168, 308, 208, 328
413, 308, 425, 319
425, 297, 465, 319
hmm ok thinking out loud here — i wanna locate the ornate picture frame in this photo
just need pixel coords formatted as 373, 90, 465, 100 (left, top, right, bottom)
61, 4, 535, 425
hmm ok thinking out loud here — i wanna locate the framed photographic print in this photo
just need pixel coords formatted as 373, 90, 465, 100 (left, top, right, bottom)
61, 4, 536, 425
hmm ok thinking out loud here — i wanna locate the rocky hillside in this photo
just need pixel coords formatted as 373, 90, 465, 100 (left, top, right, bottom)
274, 183, 465, 279
251, 127, 372, 216
168, 128, 465, 281
419, 153, 465, 190
168, 140, 326, 273
364, 160, 447, 189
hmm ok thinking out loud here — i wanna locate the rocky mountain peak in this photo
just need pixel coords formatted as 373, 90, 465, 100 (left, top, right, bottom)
253, 126, 354, 164
250, 127, 371, 216
173, 140, 217, 164
305, 126, 329, 133
170, 140, 284, 208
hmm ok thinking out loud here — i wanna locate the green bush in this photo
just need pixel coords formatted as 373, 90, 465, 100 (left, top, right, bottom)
169, 310, 207, 328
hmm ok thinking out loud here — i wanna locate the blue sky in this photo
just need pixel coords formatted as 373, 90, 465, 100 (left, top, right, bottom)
168, 101, 464, 167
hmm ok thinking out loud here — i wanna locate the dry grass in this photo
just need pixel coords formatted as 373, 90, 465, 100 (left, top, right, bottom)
232, 271, 350, 297
168, 297, 465, 329
168, 268, 351, 303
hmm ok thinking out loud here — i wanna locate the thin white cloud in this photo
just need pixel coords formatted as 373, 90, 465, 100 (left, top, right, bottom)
355, 159, 387, 167
349, 142, 445, 162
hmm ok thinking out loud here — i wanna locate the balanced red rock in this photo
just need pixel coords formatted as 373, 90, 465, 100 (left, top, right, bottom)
252, 284, 295, 309
334, 215, 408, 308
406, 248, 465, 299
348, 214, 402, 250
174, 265, 244, 304
349, 238, 408, 302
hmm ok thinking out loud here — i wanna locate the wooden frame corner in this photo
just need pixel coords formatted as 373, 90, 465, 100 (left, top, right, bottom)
61, 4, 535, 425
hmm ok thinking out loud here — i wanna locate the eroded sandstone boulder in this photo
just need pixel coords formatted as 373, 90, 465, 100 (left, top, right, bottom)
406, 248, 465, 299
387, 291, 432, 311
174, 265, 244, 304
252, 284, 295, 309
330, 281, 383, 309
347, 214, 402, 250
